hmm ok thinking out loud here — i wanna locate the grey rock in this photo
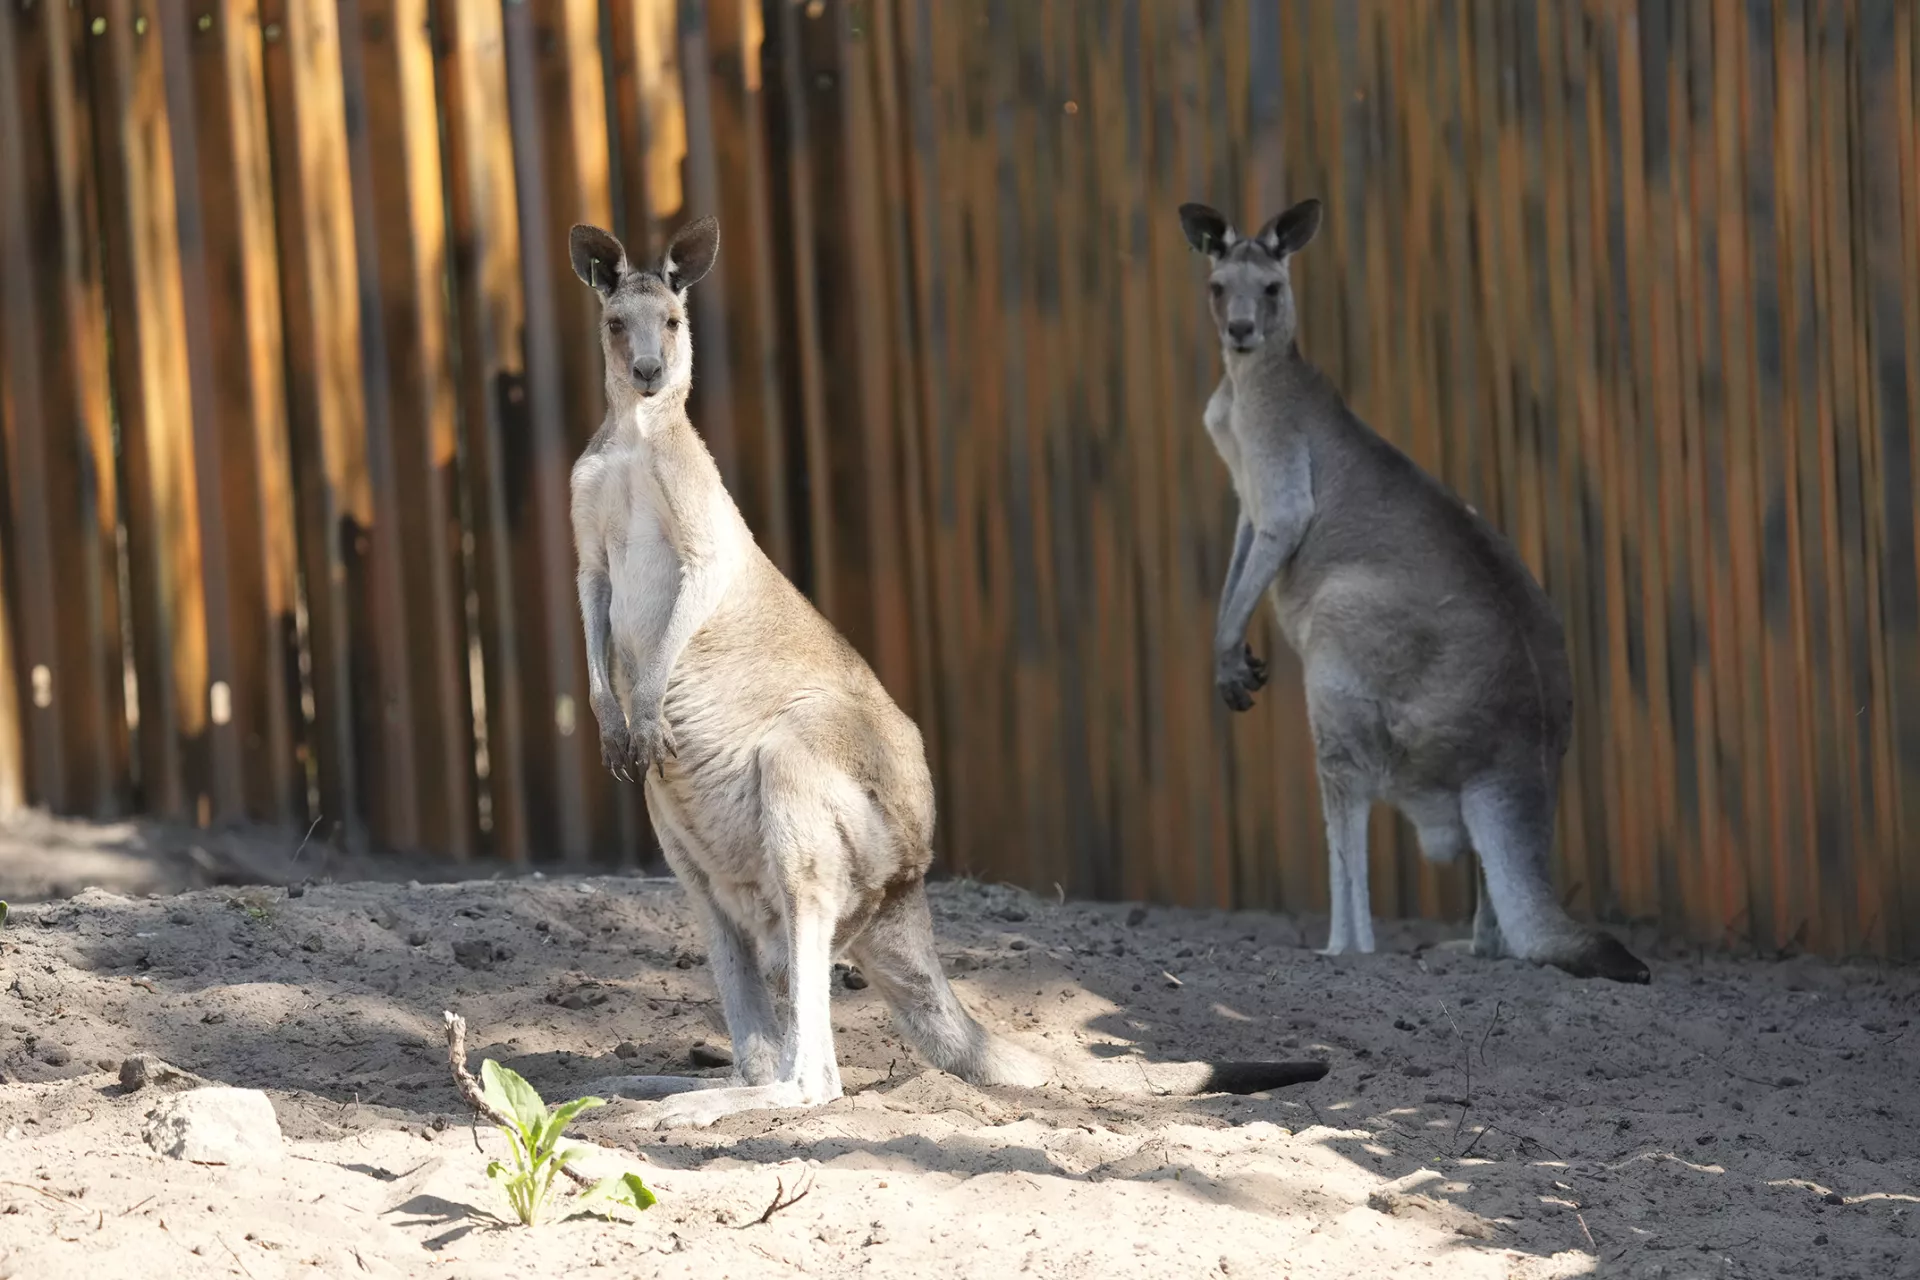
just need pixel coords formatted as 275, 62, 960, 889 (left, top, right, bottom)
144, 1087, 284, 1165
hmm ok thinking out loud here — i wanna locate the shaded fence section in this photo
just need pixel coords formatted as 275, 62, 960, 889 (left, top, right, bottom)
1, 1, 1916, 959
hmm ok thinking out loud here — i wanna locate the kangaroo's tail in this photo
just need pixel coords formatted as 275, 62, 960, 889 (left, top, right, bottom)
851, 883, 1330, 1097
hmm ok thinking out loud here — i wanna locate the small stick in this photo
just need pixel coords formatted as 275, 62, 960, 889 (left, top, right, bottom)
287, 815, 323, 871
1, 1180, 81, 1210
745, 1167, 816, 1226
1476, 1000, 1507, 1066
220, 1235, 258, 1280
1439, 1001, 1472, 1151
1576, 1210, 1597, 1253
441, 1011, 593, 1190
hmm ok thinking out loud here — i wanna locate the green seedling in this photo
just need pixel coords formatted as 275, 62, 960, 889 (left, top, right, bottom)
0, 901, 9, 930
478, 1059, 657, 1226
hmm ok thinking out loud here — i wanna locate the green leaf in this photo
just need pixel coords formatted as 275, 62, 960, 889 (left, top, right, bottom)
0, 901, 10, 930
538, 1096, 606, 1155
553, 1146, 596, 1171
581, 1173, 658, 1213
485, 1160, 513, 1184
480, 1060, 548, 1138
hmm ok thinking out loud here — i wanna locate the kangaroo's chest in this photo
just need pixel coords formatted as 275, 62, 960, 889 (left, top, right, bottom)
599, 456, 679, 654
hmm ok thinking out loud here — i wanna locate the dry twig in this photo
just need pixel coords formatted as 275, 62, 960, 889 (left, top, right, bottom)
745, 1167, 817, 1226
220, 1235, 258, 1280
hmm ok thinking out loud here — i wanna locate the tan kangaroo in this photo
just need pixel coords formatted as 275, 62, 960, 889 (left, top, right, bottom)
564, 216, 1329, 1129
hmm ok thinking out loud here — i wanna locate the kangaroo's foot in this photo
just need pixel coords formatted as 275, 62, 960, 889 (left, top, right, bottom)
642, 1078, 837, 1130
1544, 930, 1650, 984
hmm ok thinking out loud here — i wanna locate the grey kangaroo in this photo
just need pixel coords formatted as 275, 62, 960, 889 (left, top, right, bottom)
565, 215, 1329, 1128
1179, 197, 1648, 984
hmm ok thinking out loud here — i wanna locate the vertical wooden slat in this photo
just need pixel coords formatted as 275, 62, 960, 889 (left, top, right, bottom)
347, 0, 474, 855
433, 0, 530, 862
705, 0, 793, 570
674, 0, 739, 493
86, 0, 214, 824
157, 5, 249, 828
765, 0, 834, 615
1739, 0, 1806, 953
3, 1, 130, 819
1808, 0, 1866, 954
500, 0, 588, 864
0, 3, 73, 811
893, 0, 982, 872
1773, 0, 1837, 953
1891, 0, 1920, 956
0, 532, 20, 815
1847, 0, 1907, 956
607, 0, 686, 263
182, 0, 305, 827
258, 0, 392, 852
1711, 0, 1771, 950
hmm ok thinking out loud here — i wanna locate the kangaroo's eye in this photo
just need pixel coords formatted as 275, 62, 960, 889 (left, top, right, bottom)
607, 318, 625, 336
1208, 281, 1224, 298
666, 317, 681, 333
1265, 282, 1281, 297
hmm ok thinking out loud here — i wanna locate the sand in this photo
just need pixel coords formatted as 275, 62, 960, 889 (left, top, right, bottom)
0, 814, 1914, 1279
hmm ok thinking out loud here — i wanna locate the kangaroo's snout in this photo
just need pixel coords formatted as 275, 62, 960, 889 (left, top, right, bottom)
1226, 318, 1256, 347
631, 355, 664, 393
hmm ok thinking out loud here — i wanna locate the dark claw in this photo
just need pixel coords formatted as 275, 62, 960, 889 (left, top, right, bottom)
1218, 679, 1256, 713
1244, 644, 1269, 690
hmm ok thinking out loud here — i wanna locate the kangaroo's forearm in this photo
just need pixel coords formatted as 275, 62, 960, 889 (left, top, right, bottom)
1215, 514, 1254, 638
578, 569, 618, 712
1214, 526, 1293, 657
1215, 444, 1312, 656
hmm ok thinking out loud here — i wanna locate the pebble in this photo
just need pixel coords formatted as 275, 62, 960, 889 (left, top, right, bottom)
1125, 905, 1149, 927
452, 940, 497, 970
689, 1044, 733, 1068
120, 1054, 194, 1092
614, 1042, 642, 1060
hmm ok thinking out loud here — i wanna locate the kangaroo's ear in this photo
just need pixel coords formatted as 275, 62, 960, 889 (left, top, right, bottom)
1255, 198, 1322, 259
1178, 202, 1236, 259
661, 215, 719, 294
570, 224, 627, 297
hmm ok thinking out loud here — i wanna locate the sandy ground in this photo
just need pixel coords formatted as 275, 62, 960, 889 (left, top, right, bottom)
0, 816, 1915, 1279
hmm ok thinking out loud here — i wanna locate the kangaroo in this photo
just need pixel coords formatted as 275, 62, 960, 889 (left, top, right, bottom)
565, 216, 1329, 1128
1179, 197, 1649, 984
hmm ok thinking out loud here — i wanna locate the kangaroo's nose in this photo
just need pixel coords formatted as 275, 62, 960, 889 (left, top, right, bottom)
631, 356, 663, 386
1227, 320, 1255, 343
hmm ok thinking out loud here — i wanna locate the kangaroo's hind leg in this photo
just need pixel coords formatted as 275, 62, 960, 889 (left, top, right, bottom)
1315, 766, 1376, 956
584, 804, 785, 1100
1471, 859, 1506, 958
642, 748, 865, 1128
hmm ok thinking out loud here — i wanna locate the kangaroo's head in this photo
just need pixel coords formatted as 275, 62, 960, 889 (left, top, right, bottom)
1178, 198, 1322, 356
569, 216, 720, 401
